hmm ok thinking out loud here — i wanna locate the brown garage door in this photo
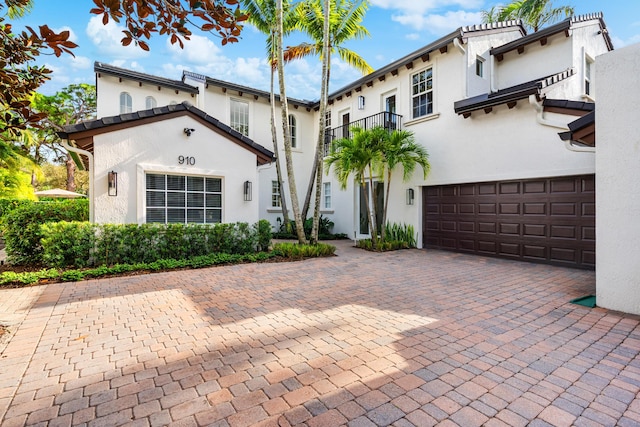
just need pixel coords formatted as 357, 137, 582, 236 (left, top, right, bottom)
423, 175, 595, 269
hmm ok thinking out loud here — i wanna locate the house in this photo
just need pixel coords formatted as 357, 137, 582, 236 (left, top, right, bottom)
63, 13, 613, 271
58, 102, 274, 225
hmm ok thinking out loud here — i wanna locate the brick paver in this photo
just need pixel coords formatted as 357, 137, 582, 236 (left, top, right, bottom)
1, 240, 639, 426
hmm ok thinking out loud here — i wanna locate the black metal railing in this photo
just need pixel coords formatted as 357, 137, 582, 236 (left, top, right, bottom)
324, 111, 403, 156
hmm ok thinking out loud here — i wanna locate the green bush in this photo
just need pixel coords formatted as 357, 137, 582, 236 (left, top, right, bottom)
272, 242, 336, 259
2, 200, 89, 264
355, 222, 417, 252
41, 222, 97, 268
40, 221, 272, 268
0, 199, 31, 219
255, 219, 272, 251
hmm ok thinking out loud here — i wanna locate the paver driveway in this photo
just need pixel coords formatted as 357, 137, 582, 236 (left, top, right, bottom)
0, 241, 639, 427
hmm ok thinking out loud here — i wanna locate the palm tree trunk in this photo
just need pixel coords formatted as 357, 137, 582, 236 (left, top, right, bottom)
269, 54, 290, 230
361, 174, 377, 246
366, 165, 378, 245
276, 0, 306, 244
382, 168, 392, 241
310, 0, 331, 244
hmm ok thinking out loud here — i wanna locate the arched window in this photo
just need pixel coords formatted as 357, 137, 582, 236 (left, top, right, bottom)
288, 114, 297, 148
145, 96, 157, 109
120, 92, 132, 114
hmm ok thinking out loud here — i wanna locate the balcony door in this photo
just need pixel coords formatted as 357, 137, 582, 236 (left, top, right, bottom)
385, 95, 397, 131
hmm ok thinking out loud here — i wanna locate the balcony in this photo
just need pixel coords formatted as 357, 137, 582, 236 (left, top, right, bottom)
324, 111, 403, 156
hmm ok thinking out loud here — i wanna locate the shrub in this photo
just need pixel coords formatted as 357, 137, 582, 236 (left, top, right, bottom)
355, 222, 417, 252
272, 242, 336, 259
2, 200, 89, 264
0, 199, 31, 219
255, 219, 272, 251
40, 221, 271, 268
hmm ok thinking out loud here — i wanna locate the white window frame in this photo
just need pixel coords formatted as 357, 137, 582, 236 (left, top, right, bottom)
230, 99, 249, 136
323, 182, 332, 209
145, 96, 157, 109
288, 114, 297, 148
584, 54, 594, 97
411, 67, 434, 119
145, 173, 222, 224
476, 56, 485, 78
120, 92, 132, 114
271, 180, 281, 208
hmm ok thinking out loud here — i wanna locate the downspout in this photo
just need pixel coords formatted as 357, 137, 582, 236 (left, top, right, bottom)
453, 38, 467, 98
61, 139, 95, 222
528, 95, 595, 153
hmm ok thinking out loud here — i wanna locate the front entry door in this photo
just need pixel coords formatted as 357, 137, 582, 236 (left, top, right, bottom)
359, 182, 384, 236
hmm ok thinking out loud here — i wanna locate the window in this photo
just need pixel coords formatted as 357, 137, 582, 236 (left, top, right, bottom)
585, 56, 593, 96
146, 173, 222, 224
323, 182, 331, 209
476, 56, 485, 77
323, 110, 332, 156
411, 68, 433, 119
271, 180, 281, 208
119, 92, 132, 114
288, 114, 297, 148
145, 96, 157, 109
230, 99, 249, 136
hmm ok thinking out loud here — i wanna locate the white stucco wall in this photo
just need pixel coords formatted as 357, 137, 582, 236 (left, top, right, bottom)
596, 43, 640, 315
96, 74, 196, 118
90, 115, 260, 225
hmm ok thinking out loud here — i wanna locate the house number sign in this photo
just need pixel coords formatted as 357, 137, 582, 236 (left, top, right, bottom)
178, 156, 196, 165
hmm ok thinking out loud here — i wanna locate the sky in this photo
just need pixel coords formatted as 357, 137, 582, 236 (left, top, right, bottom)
14, 0, 640, 101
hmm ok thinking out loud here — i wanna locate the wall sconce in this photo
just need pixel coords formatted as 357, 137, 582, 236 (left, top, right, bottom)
358, 95, 365, 110
183, 127, 195, 136
108, 171, 118, 196
244, 180, 252, 201
406, 188, 415, 205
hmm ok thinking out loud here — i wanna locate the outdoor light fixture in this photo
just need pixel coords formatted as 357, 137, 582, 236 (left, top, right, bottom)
358, 95, 365, 110
406, 188, 415, 205
244, 180, 252, 201
183, 127, 195, 136
108, 171, 118, 196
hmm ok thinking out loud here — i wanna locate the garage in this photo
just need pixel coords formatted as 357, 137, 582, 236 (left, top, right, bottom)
423, 175, 595, 269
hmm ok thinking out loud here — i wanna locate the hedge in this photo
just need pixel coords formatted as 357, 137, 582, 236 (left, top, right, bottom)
1, 199, 89, 264
40, 220, 272, 268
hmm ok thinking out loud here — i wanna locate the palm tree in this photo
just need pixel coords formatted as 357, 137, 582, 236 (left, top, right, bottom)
290, 0, 373, 242
380, 129, 430, 241
275, 0, 307, 243
482, 0, 574, 32
324, 126, 384, 245
241, 0, 297, 233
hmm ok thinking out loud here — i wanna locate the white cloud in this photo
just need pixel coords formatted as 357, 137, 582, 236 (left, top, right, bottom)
611, 33, 640, 48
370, 0, 484, 34
166, 34, 222, 64
86, 15, 150, 59
406, 33, 421, 40
69, 55, 91, 70
393, 10, 483, 33
370, 0, 483, 16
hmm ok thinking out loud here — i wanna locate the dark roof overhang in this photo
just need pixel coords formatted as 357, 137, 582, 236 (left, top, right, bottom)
543, 99, 594, 116
559, 110, 595, 147
454, 69, 575, 117
58, 102, 275, 166
322, 20, 524, 106
95, 62, 199, 95
490, 13, 613, 61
